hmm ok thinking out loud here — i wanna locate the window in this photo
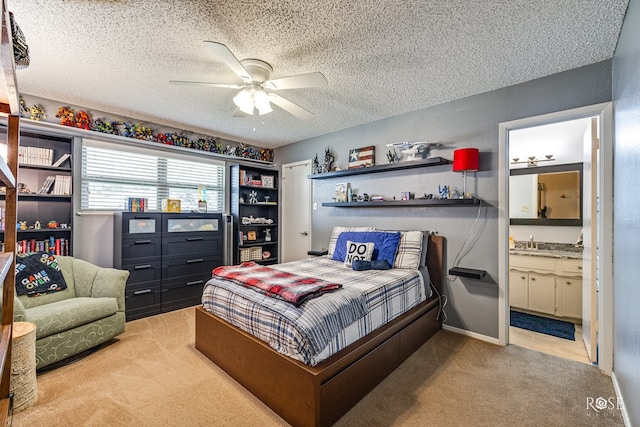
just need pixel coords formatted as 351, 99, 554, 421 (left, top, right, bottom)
81, 139, 225, 212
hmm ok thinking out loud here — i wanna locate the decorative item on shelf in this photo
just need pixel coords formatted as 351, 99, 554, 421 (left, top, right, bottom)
47, 220, 58, 229
386, 141, 445, 162
197, 185, 208, 212
34, 220, 41, 230
438, 185, 450, 199
356, 193, 370, 202
248, 191, 258, 204
264, 229, 271, 242
453, 148, 479, 198
161, 199, 181, 212
401, 192, 413, 201
127, 197, 148, 212
247, 231, 257, 241
335, 182, 348, 202
322, 147, 334, 173
56, 107, 75, 127
348, 146, 375, 169
94, 118, 121, 135
312, 154, 321, 174
262, 250, 271, 260
386, 147, 400, 163
511, 154, 555, 167
261, 175, 274, 188
19, 221, 27, 230
28, 104, 46, 121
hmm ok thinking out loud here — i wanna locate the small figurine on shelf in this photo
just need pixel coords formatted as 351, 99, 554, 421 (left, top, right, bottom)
387, 148, 400, 163
248, 191, 258, 204
321, 147, 334, 173
34, 220, 41, 230
48, 220, 59, 229
19, 221, 27, 230
56, 107, 75, 127
29, 104, 46, 121
312, 154, 320, 174
438, 185, 450, 199
264, 229, 272, 242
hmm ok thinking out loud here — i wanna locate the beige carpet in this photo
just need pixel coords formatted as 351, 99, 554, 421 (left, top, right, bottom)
12, 307, 623, 426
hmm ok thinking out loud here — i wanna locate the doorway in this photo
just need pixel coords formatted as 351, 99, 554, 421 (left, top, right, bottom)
498, 103, 613, 374
281, 160, 312, 262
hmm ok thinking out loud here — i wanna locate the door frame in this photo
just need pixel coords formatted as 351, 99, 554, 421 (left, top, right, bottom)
281, 160, 312, 261
498, 102, 613, 374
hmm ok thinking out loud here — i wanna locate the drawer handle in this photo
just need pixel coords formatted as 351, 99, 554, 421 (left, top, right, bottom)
133, 289, 152, 295
186, 237, 204, 241
521, 276, 526, 280
134, 216, 152, 219
186, 258, 204, 264
134, 240, 152, 244
187, 280, 204, 286
578, 266, 582, 270
566, 281, 572, 285
134, 264, 152, 270
530, 277, 535, 281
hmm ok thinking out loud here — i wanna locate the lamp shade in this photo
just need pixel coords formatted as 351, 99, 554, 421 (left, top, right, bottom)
453, 148, 479, 172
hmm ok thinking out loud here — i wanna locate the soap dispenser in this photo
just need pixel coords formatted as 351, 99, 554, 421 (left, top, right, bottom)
509, 236, 515, 249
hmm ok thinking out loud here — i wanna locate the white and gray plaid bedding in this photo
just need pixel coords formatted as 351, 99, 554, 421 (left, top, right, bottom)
201, 256, 430, 366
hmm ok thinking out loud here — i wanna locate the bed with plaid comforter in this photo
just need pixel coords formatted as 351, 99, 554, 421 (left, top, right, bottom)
201, 256, 430, 366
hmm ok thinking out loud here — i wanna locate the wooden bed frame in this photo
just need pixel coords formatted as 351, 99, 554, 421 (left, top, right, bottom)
195, 235, 444, 427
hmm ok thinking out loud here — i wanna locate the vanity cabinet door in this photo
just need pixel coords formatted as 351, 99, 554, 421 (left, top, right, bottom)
559, 278, 582, 318
509, 271, 529, 309
527, 274, 556, 315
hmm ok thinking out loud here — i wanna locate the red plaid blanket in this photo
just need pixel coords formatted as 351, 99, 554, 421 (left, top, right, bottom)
212, 262, 342, 305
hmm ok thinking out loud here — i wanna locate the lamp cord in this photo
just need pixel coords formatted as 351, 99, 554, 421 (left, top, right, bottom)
451, 198, 484, 269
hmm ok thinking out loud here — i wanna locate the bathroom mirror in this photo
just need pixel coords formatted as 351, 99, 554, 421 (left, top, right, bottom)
509, 162, 582, 226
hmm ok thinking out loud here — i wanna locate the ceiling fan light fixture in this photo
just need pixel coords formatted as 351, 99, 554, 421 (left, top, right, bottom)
254, 89, 272, 115
233, 88, 254, 115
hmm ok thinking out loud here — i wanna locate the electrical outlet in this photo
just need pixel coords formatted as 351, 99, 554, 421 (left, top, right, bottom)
520, 204, 530, 212
313, 202, 318, 210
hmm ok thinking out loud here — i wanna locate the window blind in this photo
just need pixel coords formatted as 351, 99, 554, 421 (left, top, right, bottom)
81, 139, 225, 212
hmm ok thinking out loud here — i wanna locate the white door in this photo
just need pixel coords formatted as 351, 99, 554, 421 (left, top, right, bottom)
281, 160, 312, 262
582, 118, 598, 363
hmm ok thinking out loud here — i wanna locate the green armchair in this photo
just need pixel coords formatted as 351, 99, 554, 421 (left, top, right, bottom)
10, 256, 129, 369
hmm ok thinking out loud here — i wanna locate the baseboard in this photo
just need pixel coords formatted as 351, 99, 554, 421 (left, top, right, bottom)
442, 324, 501, 345
611, 371, 633, 427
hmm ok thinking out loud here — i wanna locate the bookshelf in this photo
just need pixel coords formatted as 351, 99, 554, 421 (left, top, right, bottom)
230, 164, 279, 265
0, 129, 73, 256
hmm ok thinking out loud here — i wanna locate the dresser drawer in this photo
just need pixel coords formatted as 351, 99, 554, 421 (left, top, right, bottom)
162, 234, 222, 258
162, 255, 221, 280
161, 276, 207, 312
125, 282, 162, 321
121, 213, 162, 236
122, 237, 162, 260
123, 261, 162, 284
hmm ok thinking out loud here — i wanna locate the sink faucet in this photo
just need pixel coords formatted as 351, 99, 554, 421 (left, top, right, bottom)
527, 235, 538, 250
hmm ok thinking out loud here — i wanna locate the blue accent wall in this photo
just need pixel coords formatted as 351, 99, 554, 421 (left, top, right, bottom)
612, 0, 640, 423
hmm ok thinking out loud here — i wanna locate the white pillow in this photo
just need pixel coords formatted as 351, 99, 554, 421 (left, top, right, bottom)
344, 240, 374, 267
376, 230, 425, 269
327, 226, 375, 257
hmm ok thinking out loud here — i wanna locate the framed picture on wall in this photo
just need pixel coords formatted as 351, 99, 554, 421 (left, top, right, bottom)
348, 146, 375, 169
335, 182, 348, 202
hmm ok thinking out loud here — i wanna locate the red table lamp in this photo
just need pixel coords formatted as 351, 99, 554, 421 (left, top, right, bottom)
453, 148, 479, 198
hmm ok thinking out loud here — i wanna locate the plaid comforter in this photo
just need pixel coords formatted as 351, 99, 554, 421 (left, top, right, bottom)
202, 257, 427, 365
212, 262, 341, 305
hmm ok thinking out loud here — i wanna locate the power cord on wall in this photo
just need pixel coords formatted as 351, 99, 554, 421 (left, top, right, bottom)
430, 279, 448, 323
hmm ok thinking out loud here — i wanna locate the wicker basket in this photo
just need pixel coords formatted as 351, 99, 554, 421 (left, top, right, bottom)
240, 246, 263, 262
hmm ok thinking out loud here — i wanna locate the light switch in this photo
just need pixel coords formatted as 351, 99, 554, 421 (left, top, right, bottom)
313, 202, 318, 210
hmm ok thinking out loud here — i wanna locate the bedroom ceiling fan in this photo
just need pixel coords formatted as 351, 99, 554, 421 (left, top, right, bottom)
170, 42, 328, 121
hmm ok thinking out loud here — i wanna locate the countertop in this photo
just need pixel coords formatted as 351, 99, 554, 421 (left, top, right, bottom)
509, 249, 582, 260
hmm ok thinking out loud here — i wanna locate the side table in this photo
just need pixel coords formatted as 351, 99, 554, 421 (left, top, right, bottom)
11, 322, 37, 413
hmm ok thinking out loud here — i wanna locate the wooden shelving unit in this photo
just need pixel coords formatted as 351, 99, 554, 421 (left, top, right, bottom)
307, 157, 451, 180
0, 0, 20, 423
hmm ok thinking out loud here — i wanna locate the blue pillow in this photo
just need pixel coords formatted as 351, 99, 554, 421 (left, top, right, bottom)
332, 231, 401, 266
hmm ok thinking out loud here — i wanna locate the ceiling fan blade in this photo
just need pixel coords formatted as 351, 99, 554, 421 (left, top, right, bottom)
169, 80, 242, 89
269, 94, 314, 121
264, 72, 328, 90
204, 41, 251, 81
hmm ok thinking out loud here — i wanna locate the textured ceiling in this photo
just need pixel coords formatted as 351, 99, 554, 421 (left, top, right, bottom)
8, 0, 628, 148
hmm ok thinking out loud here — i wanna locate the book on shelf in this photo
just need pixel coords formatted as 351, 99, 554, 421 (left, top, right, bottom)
38, 176, 56, 194
51, 175, 72, 195
127, 197, 148, 212
16, 237, 70, 255
18, 146, 54, 166
51, 153, 71, 167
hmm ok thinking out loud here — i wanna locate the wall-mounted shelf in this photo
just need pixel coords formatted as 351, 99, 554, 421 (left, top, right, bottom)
322, 197, 480, 208
308, 157, 451, 180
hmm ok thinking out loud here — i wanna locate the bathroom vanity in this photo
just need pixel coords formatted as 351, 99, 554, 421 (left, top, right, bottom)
509, 248, 583, 320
